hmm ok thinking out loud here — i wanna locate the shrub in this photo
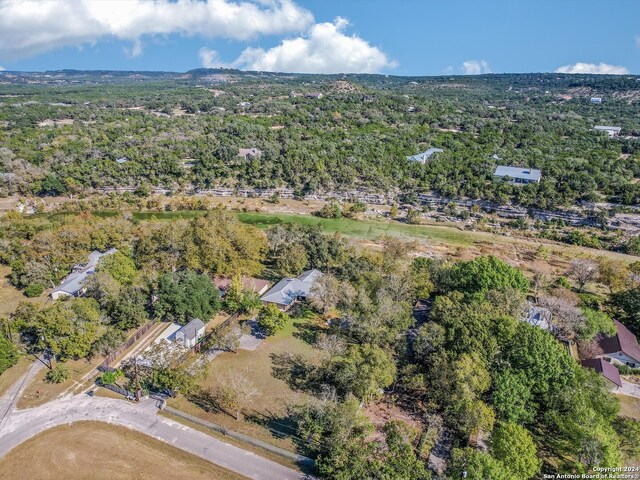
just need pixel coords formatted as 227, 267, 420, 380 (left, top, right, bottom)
46, 364, 70, 384
24, 283, 44, 297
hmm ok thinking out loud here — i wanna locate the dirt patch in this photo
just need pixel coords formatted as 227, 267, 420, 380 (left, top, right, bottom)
0, 421, 245, 480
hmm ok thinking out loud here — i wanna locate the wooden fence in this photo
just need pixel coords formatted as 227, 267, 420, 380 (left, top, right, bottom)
97, 320, 157, 372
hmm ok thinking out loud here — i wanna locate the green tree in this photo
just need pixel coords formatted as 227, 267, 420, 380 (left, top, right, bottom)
257, 303, 288, 336
491, 422, 541, 479
98, 251, 137, 285
331, 344, 396, 403
155, 270, 220, 324
492, 369, 535, 424
0, 335, 20, 375
610, 286, 640, 335
449, 448, 514, 480
448, 255, 529, 294
46, 364, 70, 384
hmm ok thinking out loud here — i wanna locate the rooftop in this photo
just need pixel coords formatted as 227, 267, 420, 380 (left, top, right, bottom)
597, 320, 640, 363
580, 358, 622, 387
594, 125, 621, 132
406, 148, 444, 163
176, 318, 205, 341
260, 269, 323, 306
494, 165, 542, 182
52, 248, 118, 296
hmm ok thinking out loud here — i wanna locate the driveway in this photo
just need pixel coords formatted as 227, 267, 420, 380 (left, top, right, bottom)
0, 395, 307, 480
0, 357, 46, 431
618, 378, 640, 399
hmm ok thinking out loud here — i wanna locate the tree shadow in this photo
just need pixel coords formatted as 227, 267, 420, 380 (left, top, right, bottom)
187, 388, 225, 415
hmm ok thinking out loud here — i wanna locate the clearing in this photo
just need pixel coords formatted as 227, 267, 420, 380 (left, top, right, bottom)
0, 421, 246, 480
169, 310, 322, 453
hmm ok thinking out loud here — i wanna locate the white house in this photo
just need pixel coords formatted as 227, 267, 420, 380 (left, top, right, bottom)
50, 248, 118, 300
590, 97, 602, 104
406, 148, 443, 164
594, 125, 621, 137
493, 165, 541, 184
174, 318, 206, 349
260, 269, 323, 311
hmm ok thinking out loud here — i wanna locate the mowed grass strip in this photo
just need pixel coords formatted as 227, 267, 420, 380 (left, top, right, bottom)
0, 421, 247, 480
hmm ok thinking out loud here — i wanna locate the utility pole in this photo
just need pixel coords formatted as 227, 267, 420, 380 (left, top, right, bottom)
134, 356, 141, 402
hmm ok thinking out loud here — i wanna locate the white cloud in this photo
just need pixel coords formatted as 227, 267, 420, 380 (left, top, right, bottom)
198, 47, 227, 69
0, 66, 4, 71
555, 62, 628, 75
462, 60, 491, 75
222, 17, 396, 74
0, 0, 314, 60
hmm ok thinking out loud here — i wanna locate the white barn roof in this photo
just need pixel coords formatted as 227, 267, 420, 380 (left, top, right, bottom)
494, 165, 541, 182
260, 269, 323, 307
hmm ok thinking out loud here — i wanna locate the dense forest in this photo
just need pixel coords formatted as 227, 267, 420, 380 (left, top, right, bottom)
1, 69, 639, 209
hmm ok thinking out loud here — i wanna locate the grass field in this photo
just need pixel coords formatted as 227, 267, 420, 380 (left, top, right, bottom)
0, 265, 42, 317
0, 421, 246, 480
169, 310, 322, 453
0, 356, 31, 397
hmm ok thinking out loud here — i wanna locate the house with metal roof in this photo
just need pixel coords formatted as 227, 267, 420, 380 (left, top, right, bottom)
594, 125, 621, 137
115, 157, 128, 164
580, 358, 622, 389
406, 148, 444, 164
50, 248, 118, 300
237, 148, 262, 161
590, 97, 602, 104
174, 318, 206, 349
595, 320, 640, 368
493, 165, 541, 184
260, 269, 324, 311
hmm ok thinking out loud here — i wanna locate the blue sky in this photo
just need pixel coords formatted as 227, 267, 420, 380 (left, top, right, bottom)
0, 0, 638, 75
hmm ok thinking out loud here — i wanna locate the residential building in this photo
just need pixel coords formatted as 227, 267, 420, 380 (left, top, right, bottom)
260, 269, 324, 311
237, 148, 263, 161
237, 101, 251, 108
593, 125, 621, 137
580, 358, 622, 389
115, 157, 128, 164
305, 92, 323, 99
50, 248, 118, 300
493, 165, 542, 184
595, 321, 640, 368
406, 148, 444, 164
174, 318, 205, 349
590, 97, 602, 104
213, 276, 271, 296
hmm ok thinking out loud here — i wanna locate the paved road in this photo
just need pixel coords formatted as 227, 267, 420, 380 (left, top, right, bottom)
618, 378, 640, 399
0, 358, 46, 432
0, 395, 307, 480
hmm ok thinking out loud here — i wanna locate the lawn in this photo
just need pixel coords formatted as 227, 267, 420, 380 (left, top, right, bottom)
17, 355, 103, 409
0, 421, 246, 480
0, 265, 42, 317
169, 309, 323, 453
0, 355, 31, 397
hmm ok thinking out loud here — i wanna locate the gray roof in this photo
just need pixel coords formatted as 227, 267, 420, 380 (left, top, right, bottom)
594, 125, 621, 132
494, 165, 542, 182
406, 148, 443, 163
260, 269, 323, 306
115, 157, 128, 164
52, 248, 118, 296
176, 318, 205, 341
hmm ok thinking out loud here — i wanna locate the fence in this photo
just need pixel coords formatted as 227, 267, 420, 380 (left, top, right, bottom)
97, 319, 157, 372
162, 406, 314, 467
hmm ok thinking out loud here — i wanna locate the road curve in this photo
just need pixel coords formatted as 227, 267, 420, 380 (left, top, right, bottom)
0, 395, 307, 480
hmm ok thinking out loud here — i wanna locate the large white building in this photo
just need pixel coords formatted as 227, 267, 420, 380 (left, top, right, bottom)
493, 165, 541, 184
593, 125, 621, 137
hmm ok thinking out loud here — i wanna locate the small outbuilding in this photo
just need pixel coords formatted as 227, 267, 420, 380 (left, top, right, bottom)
593, 125, 621, 137
174, 318, 206, 349
406, 148, 444, 164
581, 358, 622, 390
